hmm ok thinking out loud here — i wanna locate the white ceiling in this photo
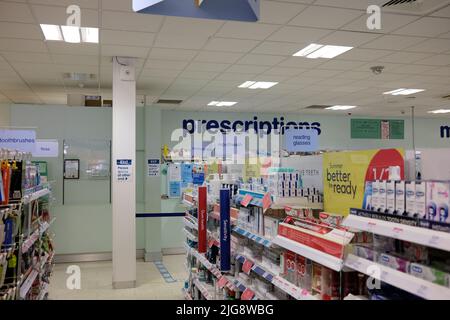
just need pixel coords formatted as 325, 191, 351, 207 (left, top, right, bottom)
0, 0, 450, 117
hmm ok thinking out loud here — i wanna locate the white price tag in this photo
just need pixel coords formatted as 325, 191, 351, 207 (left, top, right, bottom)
428, 235, 440, 247
391, 227, 403, 239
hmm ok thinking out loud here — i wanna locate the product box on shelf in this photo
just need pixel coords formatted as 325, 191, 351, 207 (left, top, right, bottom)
371, 181, 379, 212
263, 216, 279, 240
353, 244, 378, 262
277, 216, 354, 258
426, 181, 450, 224
409, 263, 450, 288
378, 252, 410, 273
321, 266, 340, 300
363, 181, 372, 211
405, 181, 415, 217
378, 181, 387, 213
395, 181, 405, 215
386, 181, 396, 214
284, 206, 314, 220
414, 181, 427, 219
283, 251, 297, 285
296, 255, 312, 291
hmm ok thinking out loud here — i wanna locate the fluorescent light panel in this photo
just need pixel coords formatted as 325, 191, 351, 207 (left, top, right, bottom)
326, 105, 357, 111
81, 27, 99, 43
429, 109, 450, 114
61, 25, 80, 43
238, 81, 278, 89
40, 24, 63, 41
383, 88, 425, 96
293, 43, 353, 59
208, 101, 237, 107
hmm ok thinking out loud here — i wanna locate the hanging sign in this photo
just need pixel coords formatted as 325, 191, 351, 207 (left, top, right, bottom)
33, 139, 59, 158
0, 129, 36, 153
116, 159, 132, 182
147, 159, 160, 177
284, 128, 319, 152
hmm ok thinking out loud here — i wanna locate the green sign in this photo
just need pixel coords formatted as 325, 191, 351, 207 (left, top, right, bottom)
351, 119, 404, 140
351, 119, 381, 139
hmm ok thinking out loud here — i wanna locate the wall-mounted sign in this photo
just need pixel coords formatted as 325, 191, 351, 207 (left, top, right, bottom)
0, 129, 36, 153
147, 159, 160, 177
116, 159, 132, 182
351, 119, 404, 139
64, 159, 80, 179
284, 128, 319, 152
133, 0, 260, 22
33, 139, 59, 158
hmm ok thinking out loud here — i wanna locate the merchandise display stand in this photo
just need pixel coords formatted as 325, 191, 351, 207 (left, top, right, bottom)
0, 149, 55, 300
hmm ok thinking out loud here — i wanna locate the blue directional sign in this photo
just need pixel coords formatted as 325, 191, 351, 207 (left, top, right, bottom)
133, 0, 260, 22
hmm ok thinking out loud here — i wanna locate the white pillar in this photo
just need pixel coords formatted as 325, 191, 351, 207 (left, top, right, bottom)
112, 57, 136, 289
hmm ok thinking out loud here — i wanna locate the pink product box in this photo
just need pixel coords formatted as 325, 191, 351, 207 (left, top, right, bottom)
378, 253, 410, 273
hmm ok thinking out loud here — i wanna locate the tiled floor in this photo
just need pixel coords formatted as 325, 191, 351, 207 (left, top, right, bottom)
48, 254, 187, 300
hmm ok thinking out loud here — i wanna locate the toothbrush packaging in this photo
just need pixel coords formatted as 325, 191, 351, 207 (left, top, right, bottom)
378, 180, 387, 213
371, 181, 379, 212
414, 181, 426, 219
426, 181, 450, 224
395, 181, 405, 215
405, 181, 416, 217
386, 180, 396, 214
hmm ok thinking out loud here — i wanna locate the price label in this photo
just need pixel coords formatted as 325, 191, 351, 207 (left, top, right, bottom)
242, 259, 254, 274
367, 221, 376, 231
241, 288, 255, 300
218, 276, 228, 289
241, 194, 253, 207
428, 235, 440, 247
392, 227, 403, 239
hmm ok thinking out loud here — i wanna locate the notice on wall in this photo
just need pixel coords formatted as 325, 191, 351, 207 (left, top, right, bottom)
323, 149, 404, 215
284, 128, 319, 152
169, 181, 181, 198
147, 159, 160, 177
33, 139, 59, 157
351, 119, 404, 139
0, 129, 36, 153
116, 159, 132, 182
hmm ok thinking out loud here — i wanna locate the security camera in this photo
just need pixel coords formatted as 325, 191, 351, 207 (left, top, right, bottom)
370, 66, 385, 75
401, 110, 405, 115
348, 112, 352, 116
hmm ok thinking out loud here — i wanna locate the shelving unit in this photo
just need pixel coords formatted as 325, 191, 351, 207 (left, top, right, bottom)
233, 226, 272, 248
343, 213, 450, 252
345, 254, 450, 300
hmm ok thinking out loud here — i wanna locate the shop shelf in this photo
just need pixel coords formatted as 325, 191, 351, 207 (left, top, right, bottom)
183, 217, 198, 230
23, 188, 50, 204
343, 214, 450, 252
19, 269, 39, 299
272, 236, 344, 272
193, 279, 215, 300
232, 226, 272, 248
344, 254, 450, 300
183, 227, 197, 241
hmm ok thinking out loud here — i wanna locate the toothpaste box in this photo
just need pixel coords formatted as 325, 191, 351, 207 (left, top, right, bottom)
378, 253, 410, 273
371, 181, 379, 212
386, 180, 396, 214
354, 245, 378, 262
395, 181, 405, 215
409, 263, 450, 288
405, 181, 416, 217
426, 181, 450, 223
363, 181, 372, 211
378, 181, 387, 213
414, 181, 427, 219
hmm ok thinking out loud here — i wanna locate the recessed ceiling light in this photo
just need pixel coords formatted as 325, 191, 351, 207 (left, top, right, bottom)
293, 43, 353, 59
61, 25, 81, 43
40, 24, 63, 41
326, 105, 357, 111
80, 27, 99, 43
383, 88, 425, 96
428, 109, 450, 114
208, 101, 237, 107
238, 81, 278, 89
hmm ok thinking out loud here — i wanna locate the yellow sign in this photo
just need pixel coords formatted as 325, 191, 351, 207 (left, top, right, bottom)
323, 149, 404, 216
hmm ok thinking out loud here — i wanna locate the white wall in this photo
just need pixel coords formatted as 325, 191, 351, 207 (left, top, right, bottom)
0, 103, 10, 126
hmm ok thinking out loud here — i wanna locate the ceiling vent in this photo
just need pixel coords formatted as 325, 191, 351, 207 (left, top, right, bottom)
304, 105, 332, 110
378, 0, 450, 15
63, 72, 97, 81
155, 99, 183, 105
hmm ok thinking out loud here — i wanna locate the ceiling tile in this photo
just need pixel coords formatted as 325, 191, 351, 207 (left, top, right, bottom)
216, 22, 280, 40
101, 44, 149, 58
237, 54, 286, 66
1, 52, 52, 64
393, 17, 450, 37
0, 38, 47, 53
204, 38, 260, 53
336, 48, 393, 61
226, 64, 270, 74
377, 52, 432, 63
0, 2, 34, 23
259, 0, 307, 24
404, 38, 450, 53
216, 73, 257, 81
342, 13, 418, 34
361, 35, 427, 50
159, 16, 223, 37
312, 0, 372, 11
251, 41, 304, 56
153, 34, 209, 50
335, 71, 371, 80
51, 54, 100, 66
144, 59, 188, 70
267, 26, 332, 43
101, 0, 133, 12
178, 71, 219, 80
431, 4, 450, 18
47, 42, 98, 55
318, 31, 381, 47
148, 48, 198, 61
32, 5, 98, 27
289, 6, 362, 29
389, 64, 438, 75
140, 68, 181, 78
262, 66, 306, 76
101, 30, 155, 47
317, 60, 366, 70
0, 22, 42, 40
277, 57, 326, 68
185, 62, 230, 72
413, 54, 450, 66
299, 69, 342, 78
29, 0, 98, 9
102, 10, 164, 32
194, 51, 243, 64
